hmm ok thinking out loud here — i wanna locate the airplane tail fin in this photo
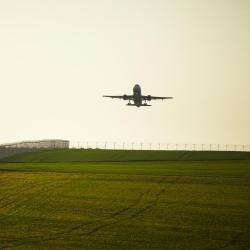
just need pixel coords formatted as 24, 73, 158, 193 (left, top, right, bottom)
127, 103, 151, 107
140, 104, 151, 106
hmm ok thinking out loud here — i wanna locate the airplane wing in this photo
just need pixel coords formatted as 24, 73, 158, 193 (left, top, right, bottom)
103, 95, 133, 100
142, 95, 173, 101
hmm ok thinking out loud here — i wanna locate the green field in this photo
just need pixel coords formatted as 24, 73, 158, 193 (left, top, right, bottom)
0, 150, 250, 249
1, 149, 250, 162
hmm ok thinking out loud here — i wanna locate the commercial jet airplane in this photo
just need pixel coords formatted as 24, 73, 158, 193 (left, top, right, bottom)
103, 84, 173, 107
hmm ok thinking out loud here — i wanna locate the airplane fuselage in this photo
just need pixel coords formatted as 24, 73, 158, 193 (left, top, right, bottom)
133, 84, 142, 107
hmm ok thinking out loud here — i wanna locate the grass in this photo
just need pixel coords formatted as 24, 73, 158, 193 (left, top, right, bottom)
1, 148, 250, 162
0, 150, 250, 249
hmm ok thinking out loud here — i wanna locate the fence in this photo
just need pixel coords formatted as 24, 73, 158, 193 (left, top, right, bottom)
0, 142, 249, 160
69, 141, 250, 152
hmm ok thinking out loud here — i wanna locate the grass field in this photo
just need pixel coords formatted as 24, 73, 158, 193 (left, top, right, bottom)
1, 149, 250, 162
0, 151, 250, 249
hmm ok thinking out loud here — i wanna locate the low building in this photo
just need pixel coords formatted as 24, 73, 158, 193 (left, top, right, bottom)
0, 139, 69, 149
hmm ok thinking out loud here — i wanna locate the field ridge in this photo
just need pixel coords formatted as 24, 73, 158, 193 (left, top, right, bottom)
1, 149, 249, 163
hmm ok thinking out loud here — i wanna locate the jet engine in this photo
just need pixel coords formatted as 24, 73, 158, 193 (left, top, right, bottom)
123, 95, 128, 100
147, 95, 151, 101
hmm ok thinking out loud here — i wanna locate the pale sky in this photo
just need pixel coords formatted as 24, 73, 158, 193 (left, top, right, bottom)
0, 0, 250, 145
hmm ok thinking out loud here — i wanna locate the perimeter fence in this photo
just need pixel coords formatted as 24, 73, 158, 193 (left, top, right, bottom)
70, 141, 250, 152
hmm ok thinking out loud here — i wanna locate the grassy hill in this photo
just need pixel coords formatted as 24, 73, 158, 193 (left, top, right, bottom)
1, 149, 250, 249
1, 148, 249, 162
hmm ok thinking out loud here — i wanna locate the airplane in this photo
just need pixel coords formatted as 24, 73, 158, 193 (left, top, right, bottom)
103, 84, 173, 107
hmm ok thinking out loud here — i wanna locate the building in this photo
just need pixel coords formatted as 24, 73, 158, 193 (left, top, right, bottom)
0, 139, 70, 149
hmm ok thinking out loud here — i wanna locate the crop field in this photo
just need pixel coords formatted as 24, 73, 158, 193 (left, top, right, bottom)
0, 150, 250, 249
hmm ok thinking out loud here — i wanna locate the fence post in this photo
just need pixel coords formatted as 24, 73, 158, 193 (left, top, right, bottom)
149, 143, 152, 150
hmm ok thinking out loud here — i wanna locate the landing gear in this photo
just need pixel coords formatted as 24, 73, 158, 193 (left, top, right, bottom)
141, 101, 151, 106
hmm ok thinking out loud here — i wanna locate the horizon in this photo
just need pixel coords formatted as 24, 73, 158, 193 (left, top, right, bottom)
1, 139, 250, 152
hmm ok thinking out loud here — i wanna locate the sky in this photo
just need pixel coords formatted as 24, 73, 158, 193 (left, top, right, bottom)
0, 0, 250, 146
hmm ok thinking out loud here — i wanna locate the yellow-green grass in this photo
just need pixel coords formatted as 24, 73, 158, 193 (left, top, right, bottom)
0, 160, 250, 249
